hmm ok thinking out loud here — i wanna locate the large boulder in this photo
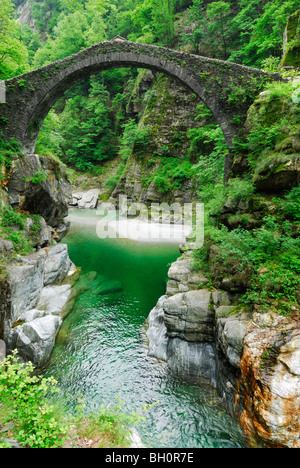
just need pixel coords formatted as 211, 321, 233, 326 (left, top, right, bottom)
1, 244, 76, 368
166, 256, 209, 296
69, 189, 100, 209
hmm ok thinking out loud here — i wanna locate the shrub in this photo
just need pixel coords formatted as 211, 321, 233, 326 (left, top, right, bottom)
280, 187, 300, 220
1, 206, 25, 229
0, 352, 149, 448
0, 351, 70, 448
227, 178, 255, 202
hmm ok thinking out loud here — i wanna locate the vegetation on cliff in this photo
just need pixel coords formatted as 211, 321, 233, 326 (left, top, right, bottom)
192, 79, 300, 317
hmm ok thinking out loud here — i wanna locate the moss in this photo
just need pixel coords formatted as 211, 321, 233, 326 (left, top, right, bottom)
281, 10, 300, 67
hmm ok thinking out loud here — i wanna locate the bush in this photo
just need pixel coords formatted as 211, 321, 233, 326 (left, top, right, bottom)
0, 352, 149, 448
280, 187, 300, 220
227, 178, 255, 202
0, 132, 22, 168
1, 206, 25, 229
0, 351, 70, 448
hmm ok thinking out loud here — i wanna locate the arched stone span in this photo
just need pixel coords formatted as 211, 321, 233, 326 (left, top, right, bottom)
0, 39, 281, 176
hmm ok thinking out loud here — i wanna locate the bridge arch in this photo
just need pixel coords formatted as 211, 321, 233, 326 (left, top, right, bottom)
1, 40, 280, 178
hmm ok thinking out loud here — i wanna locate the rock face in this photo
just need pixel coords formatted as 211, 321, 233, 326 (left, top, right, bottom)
0, 244, 77, 368
240, 312, 300, 448
111, 73, 200, 206
0, 339, 5, 362
147, 251, 250, 389
146, 246, 300, 448
7, 153, 71, 240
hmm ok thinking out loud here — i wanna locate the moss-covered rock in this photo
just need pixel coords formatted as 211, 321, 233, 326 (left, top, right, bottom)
281, 10, 300, 68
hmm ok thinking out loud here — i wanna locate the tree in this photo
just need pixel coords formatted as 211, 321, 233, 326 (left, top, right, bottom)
0, 0, 29, 79
229, 0, 300, 66
152, 0, 175, 45
56, 79, 117, 171
187, 0, 233, 59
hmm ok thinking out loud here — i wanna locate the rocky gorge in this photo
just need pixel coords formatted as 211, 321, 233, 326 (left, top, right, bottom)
0, 149, 80, 369
0, 6, 299, 448
146, 242, 300, 448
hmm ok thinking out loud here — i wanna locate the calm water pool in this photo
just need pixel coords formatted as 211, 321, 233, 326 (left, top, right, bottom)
45, 209, 246, 448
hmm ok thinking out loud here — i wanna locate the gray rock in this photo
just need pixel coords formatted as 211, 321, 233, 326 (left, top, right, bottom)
37, 217, 52, 247
166, 256, 209, 296
6, 250, 47, 331
0, 339, 6, 362
15, 315, 62, 367
7, 153, 71, 231
0, 240, 14, 253
163, 290, 213, 342
215, 311, 251, 368
44, 244, 71, 286
73, 189, 100, 209
3, 243, 75, 368
19, 308, 46, 322
147, 295, 168, 361
55, 221, 70, 242
215, 305, 239, 319
37, 284, 72, 315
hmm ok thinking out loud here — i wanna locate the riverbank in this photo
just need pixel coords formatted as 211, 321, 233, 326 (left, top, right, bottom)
146, 241, 300, 448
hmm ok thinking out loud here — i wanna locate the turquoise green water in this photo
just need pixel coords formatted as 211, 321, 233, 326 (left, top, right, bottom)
46, 209, 246, 448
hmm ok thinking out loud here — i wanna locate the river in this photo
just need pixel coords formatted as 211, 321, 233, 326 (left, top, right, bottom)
45, 209, 246, 448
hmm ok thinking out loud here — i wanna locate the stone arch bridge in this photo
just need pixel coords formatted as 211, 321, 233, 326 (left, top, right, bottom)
0, 39, 281, 177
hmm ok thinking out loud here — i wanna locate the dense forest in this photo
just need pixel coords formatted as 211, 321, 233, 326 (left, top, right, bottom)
0, 0, 299, 172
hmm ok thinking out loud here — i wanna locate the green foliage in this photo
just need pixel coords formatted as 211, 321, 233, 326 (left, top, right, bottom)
276, 187, 300, 220
23, 170, 48, 185
0, 132, 22, 169
194, 208, 300, 315
74, 397, 151, 448
33, 0, 108, 67
184, 0, 233, 58
1, 206, 25, 229
0, 351, 69, 448
228, 0, 300, 67
35, 110, 64, 156
0, 0, 29, 78
244, 81, 300, 179
119, 118, 150, 161
54, 79, 117, 171
227, 178, 255, 202
143, 157, 194, 194
188, 113, 227, 190
0, 352, 149, 448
